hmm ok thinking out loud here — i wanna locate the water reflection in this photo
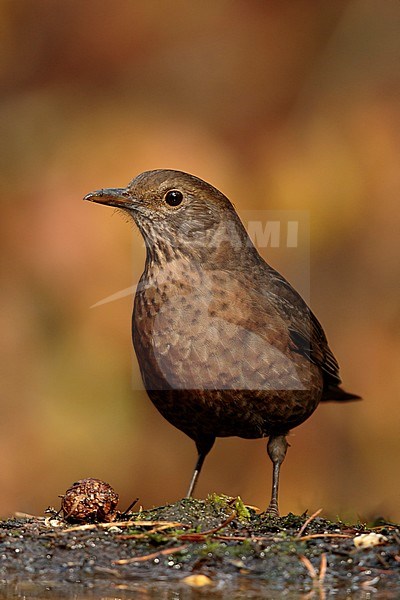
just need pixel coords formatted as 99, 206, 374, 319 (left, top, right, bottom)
0, 579, 399, 600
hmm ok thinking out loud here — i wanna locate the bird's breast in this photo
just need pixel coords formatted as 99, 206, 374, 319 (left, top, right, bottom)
132, 263, 319, 395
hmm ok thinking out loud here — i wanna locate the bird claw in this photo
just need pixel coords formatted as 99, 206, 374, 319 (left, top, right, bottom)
264, 502, 279, 518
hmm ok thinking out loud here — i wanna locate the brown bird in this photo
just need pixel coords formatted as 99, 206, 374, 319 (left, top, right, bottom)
84, 170, 360, 515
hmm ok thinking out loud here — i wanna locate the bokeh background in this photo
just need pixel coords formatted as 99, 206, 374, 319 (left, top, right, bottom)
1, 0, 399, 521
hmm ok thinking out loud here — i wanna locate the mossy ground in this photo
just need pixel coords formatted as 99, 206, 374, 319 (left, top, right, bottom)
0, 496, 399, 598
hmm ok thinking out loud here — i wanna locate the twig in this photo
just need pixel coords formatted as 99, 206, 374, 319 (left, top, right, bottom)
59, 520, 187, 534
300, 555, 317, 579
120, 497, 139, 516
14, 512, 42, 519
214, 534, 258, 541
300, 553, 328, 600
296, 508, 323, 538
117, 522, 187, 540
179, 511, 237, 542
113, 510, 238, 564
297, 533, 352, 542
360, 576, 380, 589
113, 544, 188, 565
319, 553, 327, 583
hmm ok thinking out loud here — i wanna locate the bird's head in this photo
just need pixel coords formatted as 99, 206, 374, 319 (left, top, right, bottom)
84, 169, 254, 265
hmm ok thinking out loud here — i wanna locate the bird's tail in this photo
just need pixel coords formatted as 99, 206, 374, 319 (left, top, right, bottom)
321, 385, 361, 402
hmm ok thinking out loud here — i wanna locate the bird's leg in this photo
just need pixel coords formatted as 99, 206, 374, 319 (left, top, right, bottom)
266, 434, 289, 516
185, 453, 206, 499
186, 437, 215, 498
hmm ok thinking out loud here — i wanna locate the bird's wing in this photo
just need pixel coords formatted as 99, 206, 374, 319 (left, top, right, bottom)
254, 264, 342, 386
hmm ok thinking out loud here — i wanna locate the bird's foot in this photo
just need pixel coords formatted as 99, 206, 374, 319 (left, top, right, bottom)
264, 501, 279, 518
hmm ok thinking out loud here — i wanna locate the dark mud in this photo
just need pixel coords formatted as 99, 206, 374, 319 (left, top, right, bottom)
0, 496, 399, 599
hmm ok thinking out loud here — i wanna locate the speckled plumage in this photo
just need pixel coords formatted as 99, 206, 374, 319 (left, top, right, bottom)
85, 169, 360, 514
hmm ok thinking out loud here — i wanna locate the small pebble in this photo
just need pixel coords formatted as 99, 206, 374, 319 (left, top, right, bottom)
353, 533, 388, 549
182, 574, 213, 587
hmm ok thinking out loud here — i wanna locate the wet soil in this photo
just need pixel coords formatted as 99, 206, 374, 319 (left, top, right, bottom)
0, 496, 399, 599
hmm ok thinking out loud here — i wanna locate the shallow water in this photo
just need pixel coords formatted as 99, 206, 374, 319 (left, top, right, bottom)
1, 578, 399, 600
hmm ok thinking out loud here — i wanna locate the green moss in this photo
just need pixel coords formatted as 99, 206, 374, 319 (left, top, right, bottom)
147, 533, 170, 545
225, 538, 255, 558
206, 492, 230, 509
169, 528, 189, 536
234, 496, 251, 522
197, 539, 227, 558
7, 530, 23, 537
206, 493, 251, 522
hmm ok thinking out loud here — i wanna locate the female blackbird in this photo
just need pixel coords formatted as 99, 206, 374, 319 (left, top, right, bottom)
85, 170, 360, 515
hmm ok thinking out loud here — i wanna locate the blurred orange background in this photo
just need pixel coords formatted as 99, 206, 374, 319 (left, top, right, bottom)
1, 0, 399, 521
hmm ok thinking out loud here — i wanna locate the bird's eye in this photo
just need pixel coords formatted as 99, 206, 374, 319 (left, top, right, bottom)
164, 190, 183, 207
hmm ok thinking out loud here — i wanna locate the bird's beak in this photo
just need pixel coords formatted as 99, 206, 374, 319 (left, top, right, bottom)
83, 188, 135, 209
